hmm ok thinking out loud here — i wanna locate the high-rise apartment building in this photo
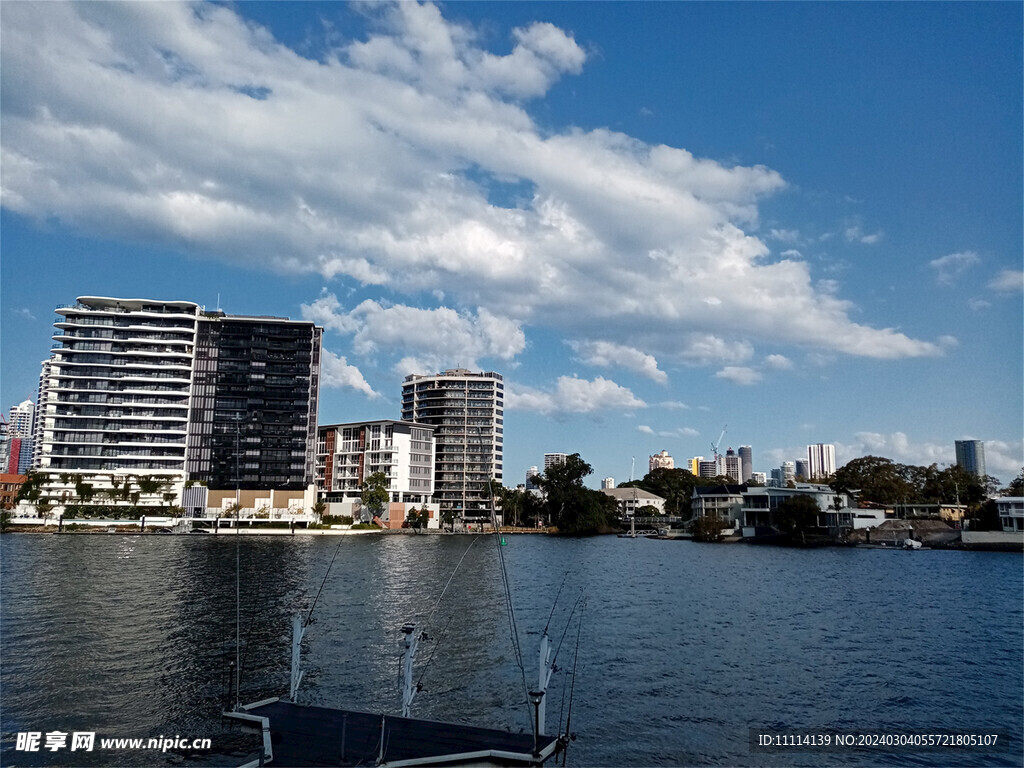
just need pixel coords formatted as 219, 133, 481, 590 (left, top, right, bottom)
738, 446, 753, 483
401, 369, 504, 524
724, 448, 742, 483
807, 444, 836, 479
795, 459, 810, 479
954, 440, 986, 479
2, 399, 35, 474
544, 453, 568, 472
34, 296, 322, 509
185, 311, 321, 490
649, 450, 674, 473
7, 400, 35, 438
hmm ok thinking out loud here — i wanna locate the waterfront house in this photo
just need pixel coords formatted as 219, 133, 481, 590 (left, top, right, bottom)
601, 487, 666, 518
995, 496, 1024, 533
740, 484, 853, 534
691, 484, 747, 529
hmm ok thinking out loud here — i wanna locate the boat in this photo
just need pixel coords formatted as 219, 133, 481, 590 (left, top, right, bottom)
225, 523, 577, 766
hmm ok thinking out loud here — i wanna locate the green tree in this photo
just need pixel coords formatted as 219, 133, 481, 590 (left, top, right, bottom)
692, 514, 727, 542
16, 471, 51, 516
405, 506, 429, 529
311, 500, 327, 521
535, 454, 616, 535
440, 507, 456, 532
773, 495, 821, 536
968, 499, 1002, 531
633, 467, 701, 517
360, 472, 390, 523
831, 456, 914, 505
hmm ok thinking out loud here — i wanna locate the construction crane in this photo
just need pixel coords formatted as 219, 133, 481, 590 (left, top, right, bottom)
710, 425, 727, 461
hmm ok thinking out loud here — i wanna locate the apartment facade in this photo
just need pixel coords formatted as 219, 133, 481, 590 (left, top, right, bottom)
807, 443, 836, 479
316, 420, 437, 526
401, 369, 503, 524
33, 297, 321, 511
649, 450, 674, 473
185, 312, 321, 490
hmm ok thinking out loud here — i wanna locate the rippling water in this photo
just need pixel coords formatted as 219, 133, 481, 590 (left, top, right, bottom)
1, 534, 1021, 767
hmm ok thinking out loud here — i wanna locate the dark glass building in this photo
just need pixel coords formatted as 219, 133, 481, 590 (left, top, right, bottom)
186, 313, 322, 490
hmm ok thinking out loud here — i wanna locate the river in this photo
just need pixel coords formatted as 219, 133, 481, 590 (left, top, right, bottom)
1, 533, 1021, 767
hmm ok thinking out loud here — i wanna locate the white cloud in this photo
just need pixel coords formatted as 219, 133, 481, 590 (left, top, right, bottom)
769, 228, 801, 244
302, 293, 525, 374
0, 1, 943, 367
714, 366, 762, 385
658, 400, 690, 410
637, 424, 699, 439
569, 340, 667, 383
929, 251, 981, 285
764, 354, 792, 370
988, 269, 1024, 294
844, 224, 884, 244
506, 375, 645, 415
839, 432, 1023, 482
968, 298, 992, 311
321, 350, 379, 398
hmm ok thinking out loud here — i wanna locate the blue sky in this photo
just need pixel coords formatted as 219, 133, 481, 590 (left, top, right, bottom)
2, 2, 1021, 485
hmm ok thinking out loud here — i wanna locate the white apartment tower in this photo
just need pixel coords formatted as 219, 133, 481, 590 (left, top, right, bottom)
7, 400, 35, 438
37, 297, 199, 506
807, 443, 836, 479
649, 450, 674, 473
401, 369, 504, 524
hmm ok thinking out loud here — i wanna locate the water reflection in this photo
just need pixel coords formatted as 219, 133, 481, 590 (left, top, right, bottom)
1, 535, 1021, 767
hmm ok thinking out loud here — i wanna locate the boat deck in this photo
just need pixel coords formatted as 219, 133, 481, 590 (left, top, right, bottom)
227, 698, 561, 767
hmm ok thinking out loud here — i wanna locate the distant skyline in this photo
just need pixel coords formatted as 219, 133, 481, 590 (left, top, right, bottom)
2, 2, 1021, 485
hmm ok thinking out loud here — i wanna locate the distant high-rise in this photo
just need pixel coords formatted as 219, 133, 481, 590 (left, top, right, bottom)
7, 400, 34, 438
738, 445, 753, 482
649, 450, 674, 473
724, 448, 742, 483
601, 477, 615, 489
807, 444, 836, 479
795, 459, 810, 479
955, 440, 986, 479
525, 466, 540, 491
782, 461, 796, 485
544, 453, 568, 472
401, 369, 504, 524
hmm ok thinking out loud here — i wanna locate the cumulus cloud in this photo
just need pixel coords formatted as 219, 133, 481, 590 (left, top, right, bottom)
714, 366, 762, 385
837, 431, 1023, 483
302, 293, 525, 375
764, 354, 792, 369
506, 375, 645, 415
569, 340, 667, 383
0, 0, 943, 369
929, 251, 980, 285
988, 269, 1024, 294
637, 424, 698, 439
321, 350, 380, 397
844, 224, 883, 244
